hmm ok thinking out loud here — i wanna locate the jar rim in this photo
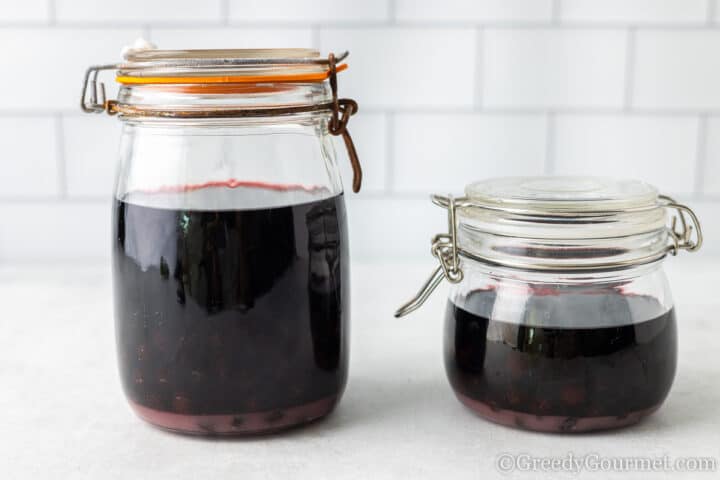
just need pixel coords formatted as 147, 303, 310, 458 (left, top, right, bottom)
81, 42, 351, 114
457, 176, 668, 242
434, 178, 701, 272
117, 46, 346, 85
465, 176, 659, 214
87, 44, 350, 118
455, 177, 675, 271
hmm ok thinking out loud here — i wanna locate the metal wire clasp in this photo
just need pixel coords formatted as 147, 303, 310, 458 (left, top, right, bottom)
395, 195, 466, 318
660, 195, 703, 255
81, 64, 119, 113
79, 52, 363, 192
327, 52, 362, 193
393, 192, 704, 318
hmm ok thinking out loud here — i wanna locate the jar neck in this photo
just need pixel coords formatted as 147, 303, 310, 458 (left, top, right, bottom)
115, 81, 333, 117
117, 110, 334, 129
457, 222, 670, 274
114, 81, 336, 131
460, 254, 666, 286
114, 110, 344, 207
111, 80, 361, 194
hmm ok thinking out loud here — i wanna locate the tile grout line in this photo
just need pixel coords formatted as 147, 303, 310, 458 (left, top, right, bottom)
708, 0, 717, 25
385, 112, 395, 193
623, 27, 637, 111
0, 21, 228, 29
47, 0, 56, 25
694, 115, 709, 196
473, 27, 484, 109
544, 113, 556, 175
387, 0, 397, 24
552, 0, 562, 23
54, 113, 67, 199
221, 0, 230, 26
3, 20, 720, 30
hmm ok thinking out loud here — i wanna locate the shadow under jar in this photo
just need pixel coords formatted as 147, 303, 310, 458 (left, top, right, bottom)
396, 177, 703, 433
81, 47, 362, 435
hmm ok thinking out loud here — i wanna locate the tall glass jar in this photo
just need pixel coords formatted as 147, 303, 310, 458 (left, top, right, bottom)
396, 177, 703, 433
81, 47, 362, 435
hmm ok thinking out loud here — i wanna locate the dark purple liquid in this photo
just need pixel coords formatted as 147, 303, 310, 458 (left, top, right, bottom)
112, 189, 349, 434
445, 290, 677, 432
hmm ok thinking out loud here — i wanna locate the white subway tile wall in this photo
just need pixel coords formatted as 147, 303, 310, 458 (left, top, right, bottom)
229, 0, 390, 23
55, 0, 224, 24
0, 28, 143, 111
0, 0, 49, 23
393, 114, 547, 192
318, 28, 476, 108
482, 29, 627, 109
395, 0, 554, 23
150, 27, 313, 49
633, 31, 720, 109
62, 116, 120, 198
0, 117, 58, 198
0, 0, 717, 261
702, 117, 720, 196
559, 0, 710, 24
552, 115, 699, 194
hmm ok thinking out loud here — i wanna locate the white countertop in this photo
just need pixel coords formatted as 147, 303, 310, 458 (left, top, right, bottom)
1, 259, 719, 480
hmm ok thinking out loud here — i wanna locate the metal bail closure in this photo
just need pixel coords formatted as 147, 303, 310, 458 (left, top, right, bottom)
660, 194, 704, 255
394, 191, 704, 319
395, 195, 465, 318
81, 64, 119, 113
79, 50, 362, 192
327, 52, 362, 193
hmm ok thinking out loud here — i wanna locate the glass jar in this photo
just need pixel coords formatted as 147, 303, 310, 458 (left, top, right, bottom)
396, 177, 703, 433
81, 46, 362, 435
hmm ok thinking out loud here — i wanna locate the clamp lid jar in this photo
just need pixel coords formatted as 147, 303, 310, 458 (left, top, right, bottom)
82, 45, 361, 435
397, 176, 702, 433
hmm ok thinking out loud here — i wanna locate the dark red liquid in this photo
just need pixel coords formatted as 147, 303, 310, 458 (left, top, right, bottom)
445, 290, 677, 432
112, 187, 349, 434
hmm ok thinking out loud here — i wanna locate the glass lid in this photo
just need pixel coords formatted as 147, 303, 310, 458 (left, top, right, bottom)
459, 176, 667, 241
465, 176, 659, 214
124, 47, 320, 62
117, 41, 347, 81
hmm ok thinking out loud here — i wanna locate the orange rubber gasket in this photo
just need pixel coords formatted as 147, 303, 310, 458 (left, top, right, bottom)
116, 63, 347, 85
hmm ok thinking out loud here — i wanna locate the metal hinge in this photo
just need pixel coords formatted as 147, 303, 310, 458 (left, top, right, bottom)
80, 64, 119, 113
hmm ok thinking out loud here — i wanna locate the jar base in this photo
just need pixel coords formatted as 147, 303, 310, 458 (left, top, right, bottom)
128, 395, 339, 436
455, 392, 660, 433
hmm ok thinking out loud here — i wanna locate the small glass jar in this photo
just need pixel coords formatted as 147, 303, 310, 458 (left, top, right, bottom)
81, 46, 362, 435
397, 177, 703, 433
